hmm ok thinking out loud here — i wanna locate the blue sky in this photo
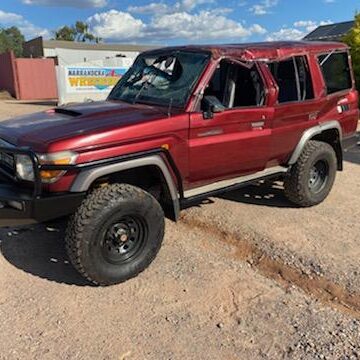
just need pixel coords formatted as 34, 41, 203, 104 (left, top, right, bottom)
0, 0, 358, 44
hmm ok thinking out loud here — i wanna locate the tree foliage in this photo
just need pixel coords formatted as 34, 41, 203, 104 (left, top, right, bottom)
343, 13, 360, 90
0, 26, 25, 57
55, 21, 101, 43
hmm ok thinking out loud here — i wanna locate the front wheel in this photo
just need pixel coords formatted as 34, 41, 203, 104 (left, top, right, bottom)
65, 184, 165, 286
284, 140, 337, 207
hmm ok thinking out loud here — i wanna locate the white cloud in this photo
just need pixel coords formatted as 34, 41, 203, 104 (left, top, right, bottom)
250, 0, 278, 16
266, 28, 304, 41
0, 10, 23, 23
266, 19, 333, 41
148, 11, 251, 40
294, 20, 332, 32
88, 8, 267, 42
0, 9, 50, 39
22, 0, 107, 8
250, 24, 267, 35
128, 0, 215, 15
127, 3, 169, 15
87, 10, 145, 40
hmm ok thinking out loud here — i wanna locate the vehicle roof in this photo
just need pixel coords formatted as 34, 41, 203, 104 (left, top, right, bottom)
144, 41, 348, 61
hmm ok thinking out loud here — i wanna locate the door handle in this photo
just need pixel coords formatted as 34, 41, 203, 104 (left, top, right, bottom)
251, 121, 265, 129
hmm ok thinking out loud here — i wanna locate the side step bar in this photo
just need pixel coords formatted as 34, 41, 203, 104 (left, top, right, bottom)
181, 166, 288, 206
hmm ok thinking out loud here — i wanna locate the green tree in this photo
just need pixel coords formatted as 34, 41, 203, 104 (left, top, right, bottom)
0, 26, 25, 57
55, 21, 101, 43
54, 25, 76, 41
343, 13, 360, 91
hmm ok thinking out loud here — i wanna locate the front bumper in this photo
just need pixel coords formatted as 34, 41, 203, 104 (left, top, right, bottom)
0, 145, 85, 226
0, 180, 85, 226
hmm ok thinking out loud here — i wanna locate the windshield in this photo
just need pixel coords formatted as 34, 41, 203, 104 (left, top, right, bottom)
108, 50, 210, 108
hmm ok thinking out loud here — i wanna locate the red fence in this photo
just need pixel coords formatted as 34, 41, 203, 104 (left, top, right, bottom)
0, 51, 58, 100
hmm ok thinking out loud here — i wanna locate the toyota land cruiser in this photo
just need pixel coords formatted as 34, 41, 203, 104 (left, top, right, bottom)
0, 41, 358, 285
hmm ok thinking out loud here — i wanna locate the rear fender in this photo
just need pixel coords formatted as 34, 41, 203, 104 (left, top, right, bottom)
288, 121, 343, 170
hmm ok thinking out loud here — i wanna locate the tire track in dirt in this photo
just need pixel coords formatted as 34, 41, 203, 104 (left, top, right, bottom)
180, 214, 360, 319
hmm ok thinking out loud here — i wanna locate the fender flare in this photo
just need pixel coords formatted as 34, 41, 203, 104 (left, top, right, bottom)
70, 154, 181, 220
288, 120, 342, 166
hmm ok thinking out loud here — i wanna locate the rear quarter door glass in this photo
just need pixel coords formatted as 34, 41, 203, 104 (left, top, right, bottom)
318, 52, 352, 95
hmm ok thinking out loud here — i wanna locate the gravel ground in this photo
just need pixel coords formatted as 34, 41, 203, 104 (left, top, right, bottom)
184, 156, 360, 294
0, 100, 359, 359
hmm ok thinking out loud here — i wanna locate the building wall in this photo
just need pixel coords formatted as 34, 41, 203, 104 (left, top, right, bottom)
44, 47, 139, 66
0, 52, 18, 97
23, 37, 44, 58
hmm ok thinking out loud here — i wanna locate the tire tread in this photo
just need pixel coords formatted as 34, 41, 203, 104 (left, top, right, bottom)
284, 140, 336, 207
65, 184, 164, 286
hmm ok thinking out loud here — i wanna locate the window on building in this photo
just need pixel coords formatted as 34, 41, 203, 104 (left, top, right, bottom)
203, 59, 265, 109
318, 52, 352, 95
268, 56, 314, 103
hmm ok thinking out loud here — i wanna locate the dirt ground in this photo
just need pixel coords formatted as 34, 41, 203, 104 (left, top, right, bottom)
0, 100, 359, 359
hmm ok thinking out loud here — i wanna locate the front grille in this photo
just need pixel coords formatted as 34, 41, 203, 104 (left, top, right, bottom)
0, 139, 16, 179
0, 152, 15, 177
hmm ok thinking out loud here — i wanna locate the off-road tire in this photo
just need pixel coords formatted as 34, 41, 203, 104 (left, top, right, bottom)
284, 140, 337, 207
65, 183, 165, 286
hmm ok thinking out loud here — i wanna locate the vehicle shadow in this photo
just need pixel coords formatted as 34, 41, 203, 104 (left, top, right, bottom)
0, 219, 92, 286
217, 181, 297, 208
344, 146, 360, 165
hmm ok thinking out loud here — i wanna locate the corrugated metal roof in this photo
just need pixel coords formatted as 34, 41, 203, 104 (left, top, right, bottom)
42, 39, 158, 52
303, 21, 354, 41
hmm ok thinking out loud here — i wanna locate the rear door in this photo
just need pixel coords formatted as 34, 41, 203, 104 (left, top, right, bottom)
267, 55, 324, 165
188, 59, 274, 184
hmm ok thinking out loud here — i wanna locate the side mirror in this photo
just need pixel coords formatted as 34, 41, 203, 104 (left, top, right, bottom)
202, 96, 225, 119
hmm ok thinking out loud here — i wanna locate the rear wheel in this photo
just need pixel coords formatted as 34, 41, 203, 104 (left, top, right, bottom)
65, 183, 165, 286
284, 140, 337, 207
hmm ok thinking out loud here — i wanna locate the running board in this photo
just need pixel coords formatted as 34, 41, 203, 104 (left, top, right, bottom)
182, 166, 288, 204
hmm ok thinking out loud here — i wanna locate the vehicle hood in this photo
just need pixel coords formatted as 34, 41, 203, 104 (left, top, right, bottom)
0, 101, 173, 152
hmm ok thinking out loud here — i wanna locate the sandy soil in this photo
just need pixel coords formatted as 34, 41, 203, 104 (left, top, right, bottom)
0, 100, 359, 359
0, 100, 55, 120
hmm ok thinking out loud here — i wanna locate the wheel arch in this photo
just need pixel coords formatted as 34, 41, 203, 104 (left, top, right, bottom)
288, 121, 343, 170
70, 154, 181, 221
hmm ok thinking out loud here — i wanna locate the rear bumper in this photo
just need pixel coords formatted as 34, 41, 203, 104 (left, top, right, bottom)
343, 133, 360, 151
0, 181, 85, 226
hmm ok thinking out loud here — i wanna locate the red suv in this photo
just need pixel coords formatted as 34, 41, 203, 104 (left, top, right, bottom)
0, 41, 358, 285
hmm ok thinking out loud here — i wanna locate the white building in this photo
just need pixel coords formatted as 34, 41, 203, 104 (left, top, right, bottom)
23, 37, 157, 66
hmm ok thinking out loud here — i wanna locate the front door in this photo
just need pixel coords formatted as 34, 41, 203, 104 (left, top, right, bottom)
188, 59, 273, 185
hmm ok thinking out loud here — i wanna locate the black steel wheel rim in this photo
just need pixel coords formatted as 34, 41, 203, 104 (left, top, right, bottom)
308, 160, 329, 193
101, 215, 147, 264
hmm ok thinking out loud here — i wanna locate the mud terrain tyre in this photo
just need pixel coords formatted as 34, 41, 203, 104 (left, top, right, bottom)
284, 140, 337, 207
65, 184, 165, 286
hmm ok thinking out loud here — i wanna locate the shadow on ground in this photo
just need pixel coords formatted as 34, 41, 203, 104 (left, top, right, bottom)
217, 181, 296, 208
0, 219, 92, 286
344, 146, 360, 165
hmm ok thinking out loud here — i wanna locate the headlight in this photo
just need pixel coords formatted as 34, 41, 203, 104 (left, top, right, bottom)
15, 154, 35, 181
16, 151, 78, 183
38, 151, 78, 183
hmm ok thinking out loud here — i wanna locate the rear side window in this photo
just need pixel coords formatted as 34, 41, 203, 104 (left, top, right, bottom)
269, 56, 314, 104
318, 52, 352, 95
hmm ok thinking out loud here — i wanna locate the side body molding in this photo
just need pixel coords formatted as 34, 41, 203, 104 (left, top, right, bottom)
288, 120, 342, 166
70, 155, 181, 220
